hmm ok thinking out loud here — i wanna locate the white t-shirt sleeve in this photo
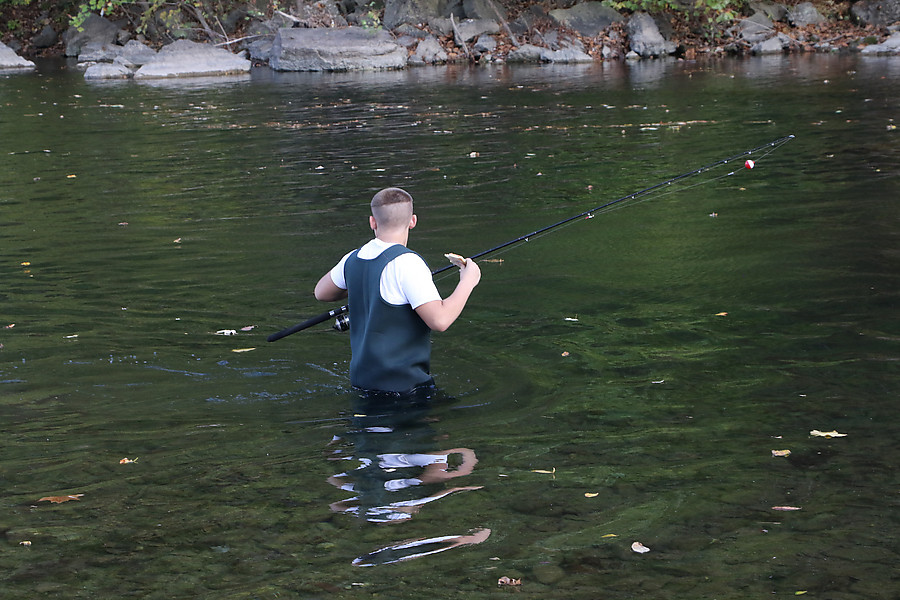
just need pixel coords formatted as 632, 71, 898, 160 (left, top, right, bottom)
330, 251, 354, 290
383, 253, 441, 309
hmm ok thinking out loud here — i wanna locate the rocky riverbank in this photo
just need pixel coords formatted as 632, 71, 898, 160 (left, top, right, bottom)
2, 0, 899, 78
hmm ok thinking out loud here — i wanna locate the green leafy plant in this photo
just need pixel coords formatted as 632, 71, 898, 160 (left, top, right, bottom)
359, 1, 382, 29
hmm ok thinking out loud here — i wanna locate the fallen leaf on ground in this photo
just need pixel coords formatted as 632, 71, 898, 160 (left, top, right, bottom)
498, 576, 521, 586
39, 494, 84, 504
810, 429, 847, 438
631, 541, 650, 553
772, 506, 802, 511
772, 449, 791, 457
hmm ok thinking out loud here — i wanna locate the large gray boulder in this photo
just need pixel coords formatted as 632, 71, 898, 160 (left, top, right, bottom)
455, 18, 500, 42
463, 0, 506, 20
851, 0, 900, 25
787, 1, 826, 26
506, 43, 542, 62
270, 27, 407, 71
63, 14, 121, 57
747, 1, 788, 22
410, 36, 449, 64
549, 2, 624, 37
626, 11, 676, 57
736, 11, 775, 44
384, 0, 452, 29
0, 42, 35, 70
134, 40, 250, 78
541, 43, 594, 62
118, 40, 158, 66
752, 33, 790, 54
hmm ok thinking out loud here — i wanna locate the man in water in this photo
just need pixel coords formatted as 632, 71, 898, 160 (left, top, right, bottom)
314, 187, 481, 393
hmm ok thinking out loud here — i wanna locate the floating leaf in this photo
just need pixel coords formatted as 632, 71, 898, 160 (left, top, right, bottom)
772, 449, 791, 457
498, 576, 521, 586
39, 494, 84, 504
631, 541, 650, 553
810, 429, 847, 438
531, 468, 556, 474
715, 312, 728, 316
215, 329, 237, 336
561, 351, 570, 357
19, 540, 32, 546
601, 533, 617, 538
240, 325, 256, 331
232, 348, 256, 353
772, 506, 802, 511
585, 492, 599, 497
119, 457, 138, 464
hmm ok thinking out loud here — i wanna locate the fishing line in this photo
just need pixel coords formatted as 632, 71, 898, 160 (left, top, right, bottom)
433, 166, 740, 284
268, 134, 794, 341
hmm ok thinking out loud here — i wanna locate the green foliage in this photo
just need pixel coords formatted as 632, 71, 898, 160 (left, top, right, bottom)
359, 1, 381, 29
603, 0, 743, 40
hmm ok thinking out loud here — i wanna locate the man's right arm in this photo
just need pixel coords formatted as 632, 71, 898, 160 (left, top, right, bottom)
414, 259, 480, 332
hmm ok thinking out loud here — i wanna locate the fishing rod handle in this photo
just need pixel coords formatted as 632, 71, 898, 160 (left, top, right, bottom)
267, 305, 348, 342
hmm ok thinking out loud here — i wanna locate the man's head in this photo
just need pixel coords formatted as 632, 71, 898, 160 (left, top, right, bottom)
370, 187, 415, 233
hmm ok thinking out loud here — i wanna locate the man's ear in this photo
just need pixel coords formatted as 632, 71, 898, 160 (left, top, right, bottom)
409, 214, 417, 229
369, 215, 378, 231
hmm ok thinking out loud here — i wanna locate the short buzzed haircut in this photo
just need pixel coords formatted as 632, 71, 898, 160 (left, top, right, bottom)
371, 187, 414, 229
371, 187, 413, 208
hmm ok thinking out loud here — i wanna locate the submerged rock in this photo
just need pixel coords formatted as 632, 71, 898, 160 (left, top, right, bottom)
134, 40, 250, 78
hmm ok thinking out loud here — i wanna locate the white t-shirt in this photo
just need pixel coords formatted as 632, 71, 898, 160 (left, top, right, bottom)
330, 238, 441, 309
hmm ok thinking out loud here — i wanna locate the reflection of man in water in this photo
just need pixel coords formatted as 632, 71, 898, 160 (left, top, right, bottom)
326, 389, 490, 565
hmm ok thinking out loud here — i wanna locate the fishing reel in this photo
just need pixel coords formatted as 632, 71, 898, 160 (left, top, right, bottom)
333, 313, 350, 332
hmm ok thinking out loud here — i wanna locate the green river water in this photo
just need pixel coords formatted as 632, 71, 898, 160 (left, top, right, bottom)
1, 55, 898, 598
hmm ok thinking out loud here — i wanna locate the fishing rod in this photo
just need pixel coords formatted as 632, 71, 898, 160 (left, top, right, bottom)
267, 134, 794, 342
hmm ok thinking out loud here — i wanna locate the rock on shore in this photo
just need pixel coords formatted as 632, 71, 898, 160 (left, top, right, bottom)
270, 27, 407, 71
0, 41, 35, 70
3, 0, 900, 78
